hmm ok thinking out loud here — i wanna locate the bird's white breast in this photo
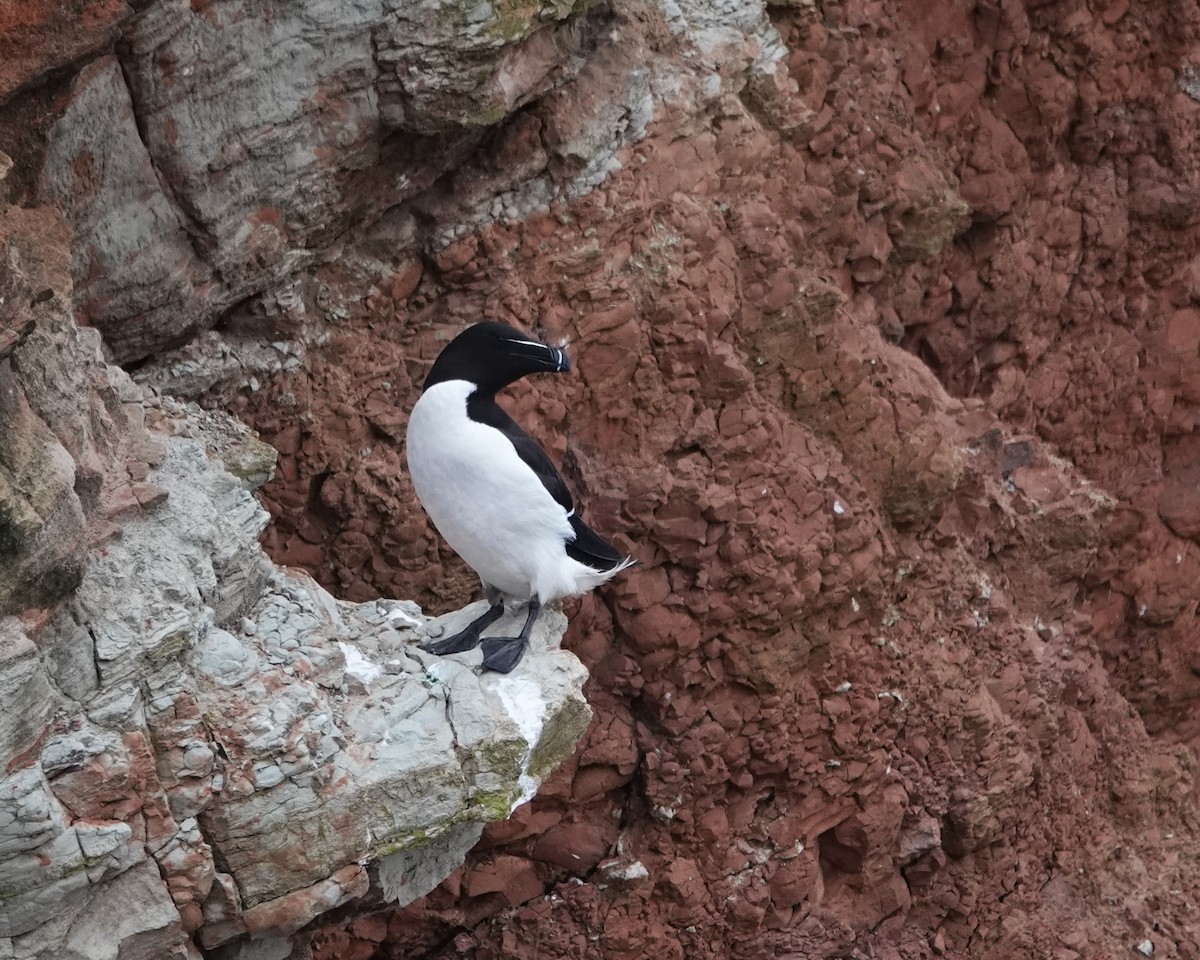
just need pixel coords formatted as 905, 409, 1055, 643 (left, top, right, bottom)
406, 380, 579, 600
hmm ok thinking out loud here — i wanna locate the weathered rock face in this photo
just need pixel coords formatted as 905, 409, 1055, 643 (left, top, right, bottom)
0, 0, 133, 103
0, 207, 590, 957
5, 0, 1200, 959
0, 201, 136, 618
13, 0, 682, 364
38, 55, 218, 363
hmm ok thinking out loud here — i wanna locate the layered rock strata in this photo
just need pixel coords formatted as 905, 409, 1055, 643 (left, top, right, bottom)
14, 0, 666, 364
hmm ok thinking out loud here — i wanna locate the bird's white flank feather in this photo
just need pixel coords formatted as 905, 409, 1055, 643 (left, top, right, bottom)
407, 379, 626, 602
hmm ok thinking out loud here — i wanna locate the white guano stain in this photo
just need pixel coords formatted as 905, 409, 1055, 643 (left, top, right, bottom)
387, 606, 422, 627
339, 642, 383, 685
494, 676, 547, 813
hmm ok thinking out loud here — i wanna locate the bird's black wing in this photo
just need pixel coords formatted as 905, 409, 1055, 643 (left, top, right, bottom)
466, 395, 625, 572
467, 395, 574, 511
565, 513, 624, 571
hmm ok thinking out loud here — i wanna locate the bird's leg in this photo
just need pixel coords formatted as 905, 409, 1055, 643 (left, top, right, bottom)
421, 586, 504, 656
479, 597, 541, 674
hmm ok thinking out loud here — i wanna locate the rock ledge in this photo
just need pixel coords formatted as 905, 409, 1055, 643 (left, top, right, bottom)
0, 208, 591, 960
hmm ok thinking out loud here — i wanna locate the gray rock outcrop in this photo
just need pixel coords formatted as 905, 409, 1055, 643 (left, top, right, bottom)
34, 0, 596, 363
22, 0, 794, 366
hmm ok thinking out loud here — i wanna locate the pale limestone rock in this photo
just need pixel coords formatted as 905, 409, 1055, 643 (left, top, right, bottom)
0, 767, 144, 939
0, 204, 146, 617
61, 0, 593, 362
0, 382, 85, 611
373, 0, 579, 133
7, 860, 188, 960
158, 396, 279, 490
0, 622, 54, 763
31, 0, 798, 367
130, 330, 307, 402
37, 56, 215, 365
29, 613, 99, 703
188, 572, 589, 920
0, 767, 67, 862
107, 0, 578, 356
376, 821, 485, 907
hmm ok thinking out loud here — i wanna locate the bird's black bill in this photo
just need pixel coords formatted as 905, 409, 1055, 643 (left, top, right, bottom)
501, 336, 570, 374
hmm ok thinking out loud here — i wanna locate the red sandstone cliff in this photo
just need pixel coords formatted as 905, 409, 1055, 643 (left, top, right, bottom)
3, 0, 1200, 958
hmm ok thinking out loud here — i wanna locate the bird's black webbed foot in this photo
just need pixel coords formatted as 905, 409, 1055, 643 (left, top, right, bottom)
421, 599, 504, 656
477, 597, 542, 674
480, 636, 529, 673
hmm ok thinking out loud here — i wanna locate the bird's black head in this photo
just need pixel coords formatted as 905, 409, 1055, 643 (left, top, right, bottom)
423, 321, 571, 394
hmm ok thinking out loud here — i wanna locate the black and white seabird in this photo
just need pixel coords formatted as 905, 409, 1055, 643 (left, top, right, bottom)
406, 321, 635, 673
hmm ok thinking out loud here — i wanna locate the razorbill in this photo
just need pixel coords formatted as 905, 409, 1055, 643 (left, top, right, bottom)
406, 321, 635, 673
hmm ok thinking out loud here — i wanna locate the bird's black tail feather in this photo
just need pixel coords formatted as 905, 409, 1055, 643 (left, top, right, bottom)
566, 514, 634, 573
